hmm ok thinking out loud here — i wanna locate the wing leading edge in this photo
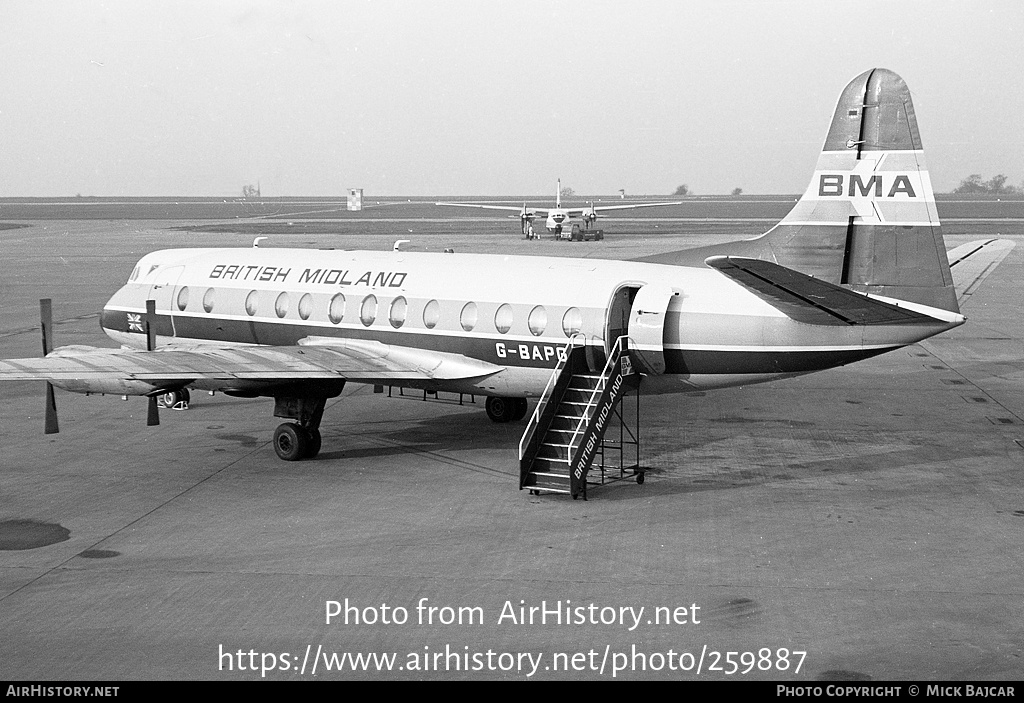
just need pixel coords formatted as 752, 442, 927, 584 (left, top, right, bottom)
0, 337, 501, 391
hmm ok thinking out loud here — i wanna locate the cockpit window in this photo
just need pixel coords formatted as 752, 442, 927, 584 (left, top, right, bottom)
129, 266, 140, 282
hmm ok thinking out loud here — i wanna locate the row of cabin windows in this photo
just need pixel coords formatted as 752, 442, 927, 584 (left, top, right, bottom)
173, 286, 585, 337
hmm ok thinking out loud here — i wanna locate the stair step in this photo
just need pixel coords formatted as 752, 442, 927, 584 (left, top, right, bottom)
564, 386, 599, 396
525, 486, 571, 495
536, 448, 569, 461
532, 457, 569, 470
530, 472, 571, 482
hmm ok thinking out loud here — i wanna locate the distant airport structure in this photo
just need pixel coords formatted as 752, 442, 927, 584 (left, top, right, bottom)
348, 188, 363, 212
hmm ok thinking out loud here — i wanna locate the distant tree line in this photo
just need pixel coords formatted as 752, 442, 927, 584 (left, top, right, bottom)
951, 174, 1023, 195
673, 185, 744, 196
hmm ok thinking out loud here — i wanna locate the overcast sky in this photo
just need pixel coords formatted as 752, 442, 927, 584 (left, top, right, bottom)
1, 0, 1021, 197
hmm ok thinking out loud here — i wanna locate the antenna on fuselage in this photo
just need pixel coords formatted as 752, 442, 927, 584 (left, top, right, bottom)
393, 239, 411, 251
253, 237, 268, 248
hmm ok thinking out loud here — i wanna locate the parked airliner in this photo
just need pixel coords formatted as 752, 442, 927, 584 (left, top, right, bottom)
0, 69, 1013, 463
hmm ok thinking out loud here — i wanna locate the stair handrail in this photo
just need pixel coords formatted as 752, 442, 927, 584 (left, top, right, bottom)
518, 333, 585, 460
565, 335, 629, 465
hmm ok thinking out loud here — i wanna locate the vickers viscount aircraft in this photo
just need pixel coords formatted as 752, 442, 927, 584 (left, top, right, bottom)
436, 179, 682, 236
0, 69, 1014, 464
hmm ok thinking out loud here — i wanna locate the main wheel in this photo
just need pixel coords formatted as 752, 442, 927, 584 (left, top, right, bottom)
304, 428, 322, 459
511, 397, 528, 422
485, 396, 516, 423
273, 422, 309, 461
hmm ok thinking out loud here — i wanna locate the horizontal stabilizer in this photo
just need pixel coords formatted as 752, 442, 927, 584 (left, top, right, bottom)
947, 238, 1016, 306
706, 256, 943, 326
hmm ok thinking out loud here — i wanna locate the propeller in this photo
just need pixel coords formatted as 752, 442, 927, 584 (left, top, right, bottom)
145, 299, 160, 426
40, 299, 59, 434
518, 203, 536, 235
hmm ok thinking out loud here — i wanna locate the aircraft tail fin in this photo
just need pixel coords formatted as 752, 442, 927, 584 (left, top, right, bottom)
764, 68, 958, 313
556, 179, 562, 208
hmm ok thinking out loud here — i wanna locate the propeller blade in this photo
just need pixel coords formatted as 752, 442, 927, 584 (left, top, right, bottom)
40, 299, 59, 434
145, 299, 159, 426
44, 383, 59, 434
145, 299, 157, 352
147, 395, 160, 426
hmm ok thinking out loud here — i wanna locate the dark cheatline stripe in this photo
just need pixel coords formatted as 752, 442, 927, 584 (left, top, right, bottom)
664, 346, 896, 375
103, 309, 897, 376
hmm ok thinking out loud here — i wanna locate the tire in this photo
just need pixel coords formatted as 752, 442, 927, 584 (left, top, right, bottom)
304, 428, 322, 459
273, 423, 308, 461
157, 389, 190, 409
485, 396, 515, 423
511, 397, 528, 422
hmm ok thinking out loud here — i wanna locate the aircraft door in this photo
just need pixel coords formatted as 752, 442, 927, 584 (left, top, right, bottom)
148, 265, 184, 338
626, 284, 676, 375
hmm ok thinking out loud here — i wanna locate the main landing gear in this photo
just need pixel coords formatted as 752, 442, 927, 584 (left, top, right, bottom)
485, 396, 528, 423
273, 422, 322, 461
271, 383, 344, 461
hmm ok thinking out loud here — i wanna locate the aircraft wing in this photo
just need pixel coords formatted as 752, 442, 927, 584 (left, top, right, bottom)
946, 238, 1016, 306
434, 202, 550, 215
583, 201, 683, 214
705, 256, 945, 326
0, 337, 502, 389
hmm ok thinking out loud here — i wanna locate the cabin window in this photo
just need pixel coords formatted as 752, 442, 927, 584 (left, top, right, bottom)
360, 295, 377, 326
298, 293, 313, 321
562, 307, 583, 336
494, 303, 513, 334
176, 286, 189, 312
460, 302, 478, 332
423, 299, 440, 329
328, 293, 346, 324
275, 292, 289, 319
245, 290, 258, 316
389, 296, 407, 328
528, 305, 547, 336
202, 288, 215, 313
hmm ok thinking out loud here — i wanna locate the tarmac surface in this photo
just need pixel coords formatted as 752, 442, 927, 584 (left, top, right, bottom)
1, 215, 1022, 681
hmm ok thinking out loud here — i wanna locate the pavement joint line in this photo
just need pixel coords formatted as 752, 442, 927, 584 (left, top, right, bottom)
0, 442, 267, 606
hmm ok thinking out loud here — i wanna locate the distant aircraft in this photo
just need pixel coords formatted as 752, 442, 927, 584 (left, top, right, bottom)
436, 179, 682, 236
0, 69, 1014, 476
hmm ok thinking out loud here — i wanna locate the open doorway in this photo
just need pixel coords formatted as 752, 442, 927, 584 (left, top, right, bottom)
605, 285, 640, 356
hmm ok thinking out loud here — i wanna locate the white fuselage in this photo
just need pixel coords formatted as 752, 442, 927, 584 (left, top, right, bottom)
545, 210, 571, 232
100, 247, 961, 397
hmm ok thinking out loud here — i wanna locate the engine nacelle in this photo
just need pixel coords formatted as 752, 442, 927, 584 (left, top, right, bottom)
46, 346, 170, 396
50, 378, 163, 396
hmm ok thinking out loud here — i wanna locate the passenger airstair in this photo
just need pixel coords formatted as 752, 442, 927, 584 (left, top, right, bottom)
519, 336, 642, 500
